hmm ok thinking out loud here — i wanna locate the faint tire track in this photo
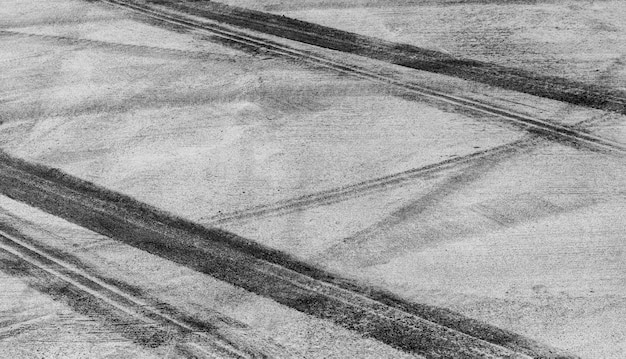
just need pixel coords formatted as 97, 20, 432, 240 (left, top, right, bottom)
205, 138, 537, 225
0, 29, 243, 62
0, 314, 55, 340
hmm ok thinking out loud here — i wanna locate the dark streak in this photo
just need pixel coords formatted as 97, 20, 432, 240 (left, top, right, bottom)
0, 250, 173, 349
0, 228, 281, 358
96, 0, 626, 155
146, 0, 626, 114
0, 151, 578, 358
0, 219, 234, 330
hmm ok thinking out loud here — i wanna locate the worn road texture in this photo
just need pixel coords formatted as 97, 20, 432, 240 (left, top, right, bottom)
1, 0, 624, 358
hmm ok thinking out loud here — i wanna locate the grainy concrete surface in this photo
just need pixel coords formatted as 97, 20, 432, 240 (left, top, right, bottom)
1, 0, 625, 358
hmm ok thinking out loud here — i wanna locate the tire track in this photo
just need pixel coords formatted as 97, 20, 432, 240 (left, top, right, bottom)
202, 111, 624, 225
161, 0, 626, 111
0, 225, 296, 359
206, 92, 623, 225
0, 151, 577, 358
0, 1, 597, 357
98, 0, 626, 156
205, 138, 536, 225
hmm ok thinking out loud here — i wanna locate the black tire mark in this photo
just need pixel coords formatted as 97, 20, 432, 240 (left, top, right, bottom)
0, 227, 291, 358
98, 0, 626, 155
0, 209, 247, 330
0, 151, 577, 358
156, 0, 626, 112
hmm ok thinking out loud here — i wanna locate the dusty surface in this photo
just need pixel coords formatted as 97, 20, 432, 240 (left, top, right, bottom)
1, 0, 625, 358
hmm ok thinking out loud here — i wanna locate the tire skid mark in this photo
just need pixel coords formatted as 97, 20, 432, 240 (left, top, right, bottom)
98, 0, 626, 156
0, 152, 577, 358
163, 0, 626, 108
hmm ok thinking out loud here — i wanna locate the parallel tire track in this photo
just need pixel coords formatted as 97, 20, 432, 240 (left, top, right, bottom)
0, 208, 305, 359
0, 152, 577, 358
99, 0, 626, 156
156, 0, 626, 113
0, 228, 266, 359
